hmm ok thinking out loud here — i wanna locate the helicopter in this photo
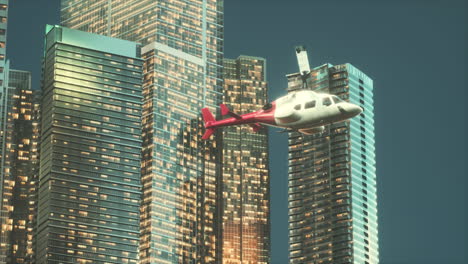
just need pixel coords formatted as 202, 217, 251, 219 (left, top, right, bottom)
201, 46, 362, 140
201, 90, 361, 139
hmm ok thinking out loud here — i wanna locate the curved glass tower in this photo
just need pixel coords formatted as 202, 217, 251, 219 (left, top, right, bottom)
287, 62, 378, 264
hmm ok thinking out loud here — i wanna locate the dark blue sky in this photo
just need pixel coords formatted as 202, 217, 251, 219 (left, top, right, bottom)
8, 0, 468, 263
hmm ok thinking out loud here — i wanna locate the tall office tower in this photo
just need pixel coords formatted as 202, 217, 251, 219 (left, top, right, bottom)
0, 3, 8, 250
0, 70, 39, 264
60, 1, 225, 263
222, 56, 270, 264
37, 25, 143, 263
29, 91, 41, 264
0, 0, 8, 153
287, 62, 378, 263
0, 0, 7, 87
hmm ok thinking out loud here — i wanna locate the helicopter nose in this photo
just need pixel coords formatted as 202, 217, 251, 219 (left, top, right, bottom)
341, 103, 362, 117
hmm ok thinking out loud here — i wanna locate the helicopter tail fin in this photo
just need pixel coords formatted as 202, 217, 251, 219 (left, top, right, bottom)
202, 128, 215, 140
220, 104, 242, 119
201, 108, 216, 139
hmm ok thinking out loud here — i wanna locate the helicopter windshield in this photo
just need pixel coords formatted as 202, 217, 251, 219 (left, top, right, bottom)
332, 96, 343, 104
323, 97, 332, 106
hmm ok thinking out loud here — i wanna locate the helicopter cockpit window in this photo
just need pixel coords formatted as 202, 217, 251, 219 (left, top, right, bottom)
332, 96, 343, 104
262, 102, 273, 110
305, 100, 316, 109
323, 97, 332, 106
294, 104, 301, 110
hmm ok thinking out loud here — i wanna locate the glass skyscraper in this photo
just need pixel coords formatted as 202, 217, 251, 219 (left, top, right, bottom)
0, 70, 39, 264
0, 0, 7, 88
37, 25, 143, 263
60, 1, 224, 263
0, 0, 8, 151
0, 1, 10, 262
222, 56, 270, 264
287, 62, 378, 263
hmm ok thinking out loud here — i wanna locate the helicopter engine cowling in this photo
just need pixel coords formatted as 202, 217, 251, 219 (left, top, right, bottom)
298, 126, 325, 135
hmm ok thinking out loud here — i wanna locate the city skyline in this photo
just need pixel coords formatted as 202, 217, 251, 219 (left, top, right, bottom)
3, 1, 468, 264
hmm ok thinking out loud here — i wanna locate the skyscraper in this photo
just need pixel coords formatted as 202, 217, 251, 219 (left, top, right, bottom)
37, 25, 143, 263
0, 0, 8, 158
287, 60, 378, 263
222, 56, 270, 264
0, 4, 9, 253
60, 1, 224, 263
0, 70, 39, 264
0, 0, 7, 87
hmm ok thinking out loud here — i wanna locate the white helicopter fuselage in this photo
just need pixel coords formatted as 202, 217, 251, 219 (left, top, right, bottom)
272, 90, 362, 134
201, 90, 362, 139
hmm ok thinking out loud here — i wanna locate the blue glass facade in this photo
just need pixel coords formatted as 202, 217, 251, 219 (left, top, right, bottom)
345, 64, 378, 263
287, 63, 378, 263
37, 25, 143, 263
0, 1, 11, 261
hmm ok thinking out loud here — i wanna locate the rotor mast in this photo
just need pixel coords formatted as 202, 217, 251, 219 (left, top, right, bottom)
295, 45, 311, 88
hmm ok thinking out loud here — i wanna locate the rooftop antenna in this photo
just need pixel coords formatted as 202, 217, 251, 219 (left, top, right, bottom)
295, 45, 311, 88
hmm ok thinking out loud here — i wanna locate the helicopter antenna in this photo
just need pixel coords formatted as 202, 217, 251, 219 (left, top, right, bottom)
295, 45, 311, 88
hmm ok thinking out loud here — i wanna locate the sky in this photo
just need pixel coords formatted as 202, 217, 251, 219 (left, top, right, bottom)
7, 0, 468, 263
